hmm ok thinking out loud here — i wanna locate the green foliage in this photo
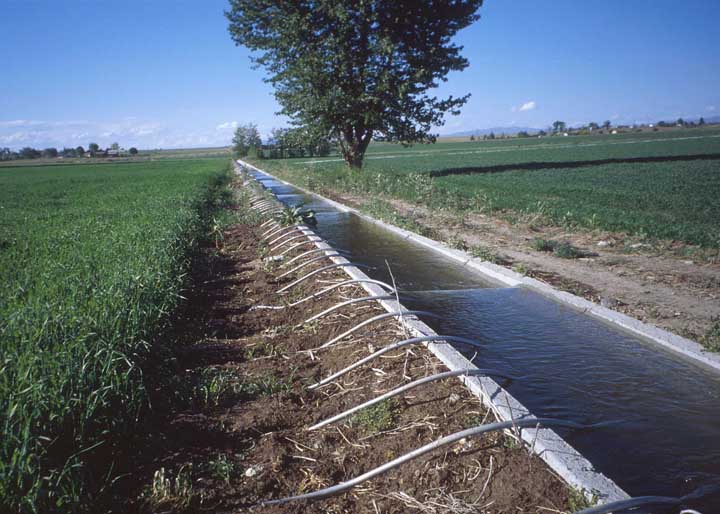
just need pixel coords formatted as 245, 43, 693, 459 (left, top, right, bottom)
276, 204, 317, 227
531, 238, 558, 252
512, 263, 529, 275
448, 235, 469, 251
470, 244, 498, 263
530, 238, 580, 258
702, 319, 720, 352
192, 367, 294, 408
0, 158, 230, 512
567, 487, 598, 511
232, 123, 262, 157
143, 465, 198, 512
207, 454, 242, 485
262, 126, 333, 159
349, 400, 397, 434
193, 368, 244, 408
226, 0, 482, 168
553, 241, 581, 259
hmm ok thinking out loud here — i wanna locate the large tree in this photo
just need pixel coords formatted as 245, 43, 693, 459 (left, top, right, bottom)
226, 0, 483, 169
232, 123, 262, 157
552, 120, 566, 133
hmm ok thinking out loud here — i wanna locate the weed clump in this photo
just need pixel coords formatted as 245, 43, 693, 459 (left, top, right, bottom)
567, 487, 598, 511
702, 319, 720, 352
207, 454, 243, 485
277, 204, 317, 226
192, 367, 294, 408
143, 465, 199, 512
530, 238, 581, 259
470, 244, 498, 263
349, 400, 398, 435
531, 237, 557, 252
554, 241, 582, 259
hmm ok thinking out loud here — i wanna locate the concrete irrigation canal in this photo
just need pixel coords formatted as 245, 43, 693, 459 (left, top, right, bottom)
238, 160, 720, 512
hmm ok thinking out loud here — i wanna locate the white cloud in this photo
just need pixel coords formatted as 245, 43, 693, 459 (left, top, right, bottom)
216, 121, 238, 130
0, 118, 239, 150
708, 106, 717, 112
511, 101, 536, 113
0, 131, 30, 144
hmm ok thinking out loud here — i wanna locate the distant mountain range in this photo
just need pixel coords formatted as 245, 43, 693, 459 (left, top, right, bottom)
445, 126, 540, 137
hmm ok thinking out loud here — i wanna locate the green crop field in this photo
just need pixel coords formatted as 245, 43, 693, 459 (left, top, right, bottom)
0, 158, 231, 512
252, 127, 720, 247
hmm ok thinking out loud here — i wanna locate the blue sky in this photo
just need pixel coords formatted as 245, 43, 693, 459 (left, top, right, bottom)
1, 0, 718, 149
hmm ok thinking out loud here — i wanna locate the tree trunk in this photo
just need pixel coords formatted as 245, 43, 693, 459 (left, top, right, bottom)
341, 127, 373, 170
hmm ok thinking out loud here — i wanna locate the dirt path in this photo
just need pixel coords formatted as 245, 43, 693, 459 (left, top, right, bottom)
328, 191, 720, 350
109, 216, 585, 513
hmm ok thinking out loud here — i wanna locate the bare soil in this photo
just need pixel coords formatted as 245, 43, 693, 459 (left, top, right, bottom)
110, 219, 579, 513
330, 191, 720, 349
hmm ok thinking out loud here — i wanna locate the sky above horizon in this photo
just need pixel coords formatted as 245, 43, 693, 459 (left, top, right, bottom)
2, 0, 719, 150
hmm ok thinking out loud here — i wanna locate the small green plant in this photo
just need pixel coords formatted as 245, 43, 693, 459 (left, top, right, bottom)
143, 465, 197, 511
277, 204, 317, 226
502, 436, 519, 450
243, 341, 277, 360
194, 368, 243, 408
193, 368, 294, 407
349, 399, 397, 434
448, 235, 469, 251
462, 413, 486, 429
530, 238, 581, 258
553, 241, 581, 259
470, 244, 498, 263
531, 237, 557, 252
209, 217, 224, 249
567, 487, 598, 511
512, 263, 529, 275
701, 319, 720, 352
301, 318, 321, 334
257, 242, 270, 258
242, 371, 295, 397
207, 454, 242, 485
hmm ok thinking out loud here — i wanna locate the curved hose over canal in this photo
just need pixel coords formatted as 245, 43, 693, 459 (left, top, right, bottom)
276, 262, 374, 293
308, 368, 513, 431
308, 335, 483, 389
302, 294, 396, 324
282, 247, 350, 267
277, 253, 342, 279
318, 310, 441, 347
259, 418, 617, 506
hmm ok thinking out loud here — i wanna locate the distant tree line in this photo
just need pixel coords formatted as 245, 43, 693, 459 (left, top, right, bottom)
232, 123, 333, 159
464, 116, 715, 143
0, 142, 139, 161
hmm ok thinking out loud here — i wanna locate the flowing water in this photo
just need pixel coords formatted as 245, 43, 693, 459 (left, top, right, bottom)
255, 173, 720, 510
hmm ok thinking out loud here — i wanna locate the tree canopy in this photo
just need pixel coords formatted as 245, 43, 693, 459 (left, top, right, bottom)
226, 0, 483, 169
232, 123, 262, 157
